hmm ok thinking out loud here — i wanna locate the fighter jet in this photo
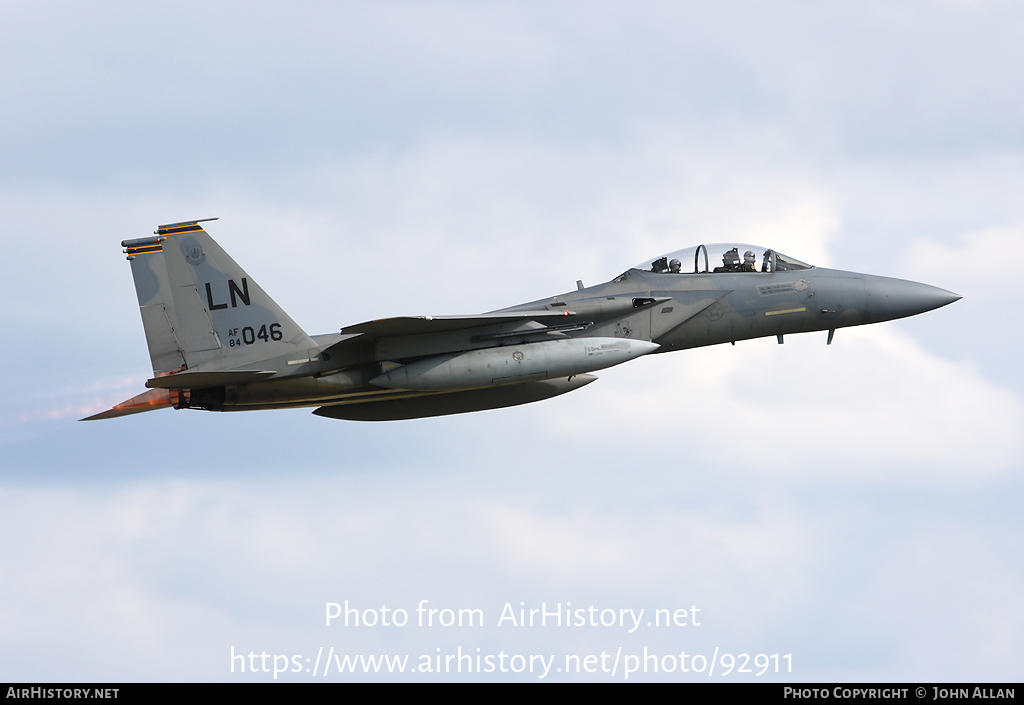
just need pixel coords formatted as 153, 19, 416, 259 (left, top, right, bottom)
85, 219, 960, 422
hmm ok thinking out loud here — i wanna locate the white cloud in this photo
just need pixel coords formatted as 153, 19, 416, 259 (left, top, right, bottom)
0, 479, 817, 678
905, 226, 1024, 300
551, 325, 1022, 481
4, 473, 1022, 680
846, 523, 1024, 680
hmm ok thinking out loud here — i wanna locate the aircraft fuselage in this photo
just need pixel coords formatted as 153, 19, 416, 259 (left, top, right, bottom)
87, 226, 960, 422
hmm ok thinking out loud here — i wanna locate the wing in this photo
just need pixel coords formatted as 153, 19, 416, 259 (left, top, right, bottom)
339, 311, 576, 337
320, 310, 585, 361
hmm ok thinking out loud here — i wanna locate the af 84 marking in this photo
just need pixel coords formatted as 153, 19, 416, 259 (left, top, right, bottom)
227, 323, 283, 347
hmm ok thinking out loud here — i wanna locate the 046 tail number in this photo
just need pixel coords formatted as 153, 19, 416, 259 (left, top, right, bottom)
227, 323, 282, 347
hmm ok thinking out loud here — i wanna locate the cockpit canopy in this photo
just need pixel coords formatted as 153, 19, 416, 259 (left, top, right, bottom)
632, 243, 812, 275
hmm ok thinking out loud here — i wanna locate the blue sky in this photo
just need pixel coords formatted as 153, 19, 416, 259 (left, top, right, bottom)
1, 0, 1022, 681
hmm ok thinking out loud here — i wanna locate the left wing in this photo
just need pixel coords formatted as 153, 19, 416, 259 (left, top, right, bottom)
339, 311, 575, 337
320, 311, 579, 359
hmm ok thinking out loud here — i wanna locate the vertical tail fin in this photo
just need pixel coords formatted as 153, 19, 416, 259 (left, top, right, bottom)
123, 234, 187, 375
125, 219, 316, 373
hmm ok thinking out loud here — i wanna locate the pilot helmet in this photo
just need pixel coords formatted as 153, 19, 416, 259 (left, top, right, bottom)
669, 258, 681, 272
723, 248, 740, 265
743, 250, 756, 264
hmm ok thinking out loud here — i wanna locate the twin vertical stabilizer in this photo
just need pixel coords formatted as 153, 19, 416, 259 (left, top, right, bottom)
84, 220, 316, 420
125, 219, 316, 374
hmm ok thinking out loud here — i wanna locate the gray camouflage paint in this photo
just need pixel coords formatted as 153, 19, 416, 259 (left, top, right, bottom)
86, 222, 960, 422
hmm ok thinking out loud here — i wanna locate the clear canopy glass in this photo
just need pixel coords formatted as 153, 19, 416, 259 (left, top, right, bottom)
631, 243, 812, 275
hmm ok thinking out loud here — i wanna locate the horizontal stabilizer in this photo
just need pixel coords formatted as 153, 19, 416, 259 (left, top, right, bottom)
81, 388, 175, 421
146, 369, 275, 389
312, 374, 597, 421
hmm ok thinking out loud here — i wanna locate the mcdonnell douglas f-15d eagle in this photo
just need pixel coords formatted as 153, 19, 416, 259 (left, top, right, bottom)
86, 219, 960, 422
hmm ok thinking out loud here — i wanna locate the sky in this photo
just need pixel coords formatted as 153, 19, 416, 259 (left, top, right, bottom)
1, 0, 1023, 682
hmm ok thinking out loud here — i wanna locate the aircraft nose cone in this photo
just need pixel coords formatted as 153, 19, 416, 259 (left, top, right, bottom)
864, 275, 961, 323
